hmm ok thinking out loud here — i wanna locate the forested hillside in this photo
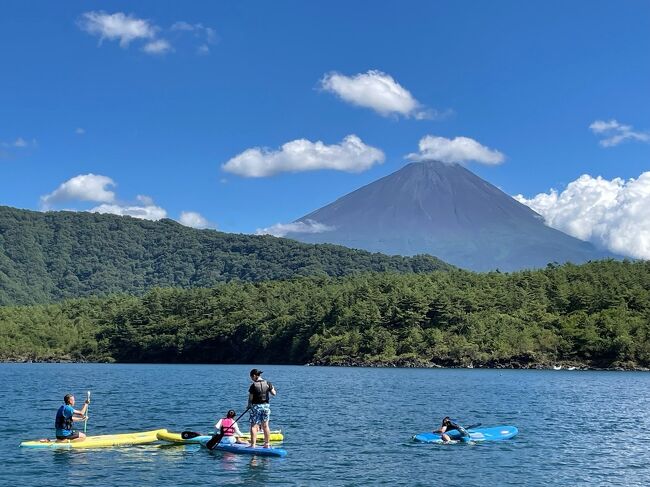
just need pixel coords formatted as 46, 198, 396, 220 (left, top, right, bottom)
0, 206, 451, 305
2, 260, 648, 369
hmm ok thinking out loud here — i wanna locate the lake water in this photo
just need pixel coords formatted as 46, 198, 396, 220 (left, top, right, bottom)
1, 364, 649, 486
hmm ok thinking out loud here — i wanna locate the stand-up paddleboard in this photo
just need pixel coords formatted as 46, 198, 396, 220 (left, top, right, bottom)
20, 429, 167, 449
157, 430, 284, 444
413, 425, 518, 443
199, 437, 287, 457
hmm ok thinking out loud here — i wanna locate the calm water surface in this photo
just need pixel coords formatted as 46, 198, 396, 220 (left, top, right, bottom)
1, 364, 649, 486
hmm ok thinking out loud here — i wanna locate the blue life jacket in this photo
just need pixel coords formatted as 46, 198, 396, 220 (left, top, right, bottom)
55, 405, 73, 433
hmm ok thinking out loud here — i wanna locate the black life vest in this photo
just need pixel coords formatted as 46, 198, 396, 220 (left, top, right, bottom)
250, 380, 272, 404
55, 405, 73, 431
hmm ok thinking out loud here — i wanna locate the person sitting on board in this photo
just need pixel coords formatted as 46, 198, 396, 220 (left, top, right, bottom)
435, 417, 470, 443
248, 368, 276, 448
214, 409, 247, 445
55, 393, 90, 442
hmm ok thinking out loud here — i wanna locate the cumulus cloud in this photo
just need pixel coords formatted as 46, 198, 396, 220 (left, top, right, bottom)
256, 220, 334, 237
40, 177, 221, 225
78, 11, 157, 47
320, 70, 432, 119
515, 172, 650, 259
78, 12, 216, 56
2, 137, 34, 148
90, 202, 167, 221
179, 211, 212, 229
41, 174, 116, 209
171, 21, 216, 43
589, 119, 650, 147
222, 135, 385, 177
142, 39, 172, 54
407, 135, 505, 165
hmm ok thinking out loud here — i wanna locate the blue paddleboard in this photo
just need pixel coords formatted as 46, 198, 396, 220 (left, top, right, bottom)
413, 425, 518, 443
199, 438, 287, 457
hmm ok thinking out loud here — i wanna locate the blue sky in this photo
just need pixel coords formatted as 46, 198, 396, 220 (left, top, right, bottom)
1, 1, 649, 257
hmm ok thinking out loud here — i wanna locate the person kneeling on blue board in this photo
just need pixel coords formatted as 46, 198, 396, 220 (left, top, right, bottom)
214, 409, 247, 445
435, 417, 470, 443
55, 393, 89, 442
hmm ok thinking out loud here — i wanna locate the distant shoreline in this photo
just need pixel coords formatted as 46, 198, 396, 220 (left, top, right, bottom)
3, 357, 648, 372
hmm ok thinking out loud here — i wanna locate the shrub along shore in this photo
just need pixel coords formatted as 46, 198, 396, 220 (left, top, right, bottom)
2, 260, 649, 370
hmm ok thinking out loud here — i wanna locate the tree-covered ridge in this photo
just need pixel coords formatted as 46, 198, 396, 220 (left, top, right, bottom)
0, 206, 451, 305
1, 260, 648, 369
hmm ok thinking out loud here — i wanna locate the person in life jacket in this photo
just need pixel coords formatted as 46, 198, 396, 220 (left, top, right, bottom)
214, 409, 246, 445
435, 417, 470, 443
55, 394, 90, 441
247, 368, 276, 448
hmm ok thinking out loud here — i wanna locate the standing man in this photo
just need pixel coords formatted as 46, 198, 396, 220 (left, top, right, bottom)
55, 393, 90, 442
247, 368, 276, 448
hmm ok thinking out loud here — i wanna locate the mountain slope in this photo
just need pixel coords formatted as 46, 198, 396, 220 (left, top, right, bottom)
0, 206, 451, 305
286, 161, 612, 271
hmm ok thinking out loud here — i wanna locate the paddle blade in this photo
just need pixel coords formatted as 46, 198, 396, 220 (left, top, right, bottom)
205, 433, 224, 450
181, 431, 202, 440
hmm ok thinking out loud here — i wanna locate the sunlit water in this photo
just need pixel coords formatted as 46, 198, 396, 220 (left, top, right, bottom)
1, 364, 649, 486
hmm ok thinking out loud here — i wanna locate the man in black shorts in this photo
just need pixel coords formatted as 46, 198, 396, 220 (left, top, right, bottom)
55, 393, 89, 441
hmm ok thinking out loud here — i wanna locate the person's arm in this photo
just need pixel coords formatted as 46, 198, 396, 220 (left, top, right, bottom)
71, 401, 89, 421
215, 419, 223, 430
434, 425, 447, 433
269, 382, 276, 396
233, 423, 243, 437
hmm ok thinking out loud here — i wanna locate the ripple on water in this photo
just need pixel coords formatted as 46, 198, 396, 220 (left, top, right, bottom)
1, 364, 650, 486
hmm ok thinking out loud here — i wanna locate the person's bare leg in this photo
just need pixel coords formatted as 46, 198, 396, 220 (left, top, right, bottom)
72, 433, 87, 442
262, 422, 271, 447
250, 424, 258, 447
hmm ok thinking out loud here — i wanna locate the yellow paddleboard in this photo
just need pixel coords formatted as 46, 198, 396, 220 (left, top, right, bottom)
20, 429, 167, 449
157, 430, 284, 444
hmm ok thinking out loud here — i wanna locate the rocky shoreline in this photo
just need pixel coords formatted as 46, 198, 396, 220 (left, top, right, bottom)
2, 356, 648, 371
305, 357, 650, 372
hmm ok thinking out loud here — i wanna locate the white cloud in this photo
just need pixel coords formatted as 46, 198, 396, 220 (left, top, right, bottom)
78, 11, 157, 47
589, 119, 650, 147
142, 39, 172, 55
179, 211, 212, 229
222, 135, 385, 177
2, 137, 32, 148
171, 21, 216, 43
41, 174, 116, 209
75, 128, 85, 135
407, 135, 505, 165
321, 70, 431, 119
256, 219, 334, 237
515, 172, 650, 259
90, 197, 167, 221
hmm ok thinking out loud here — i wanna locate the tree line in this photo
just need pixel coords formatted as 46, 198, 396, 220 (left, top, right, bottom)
0, 205, 450, 305
1, 259, 648, 369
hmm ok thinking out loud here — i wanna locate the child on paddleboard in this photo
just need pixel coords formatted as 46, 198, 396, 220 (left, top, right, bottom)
214, 409, 247, 444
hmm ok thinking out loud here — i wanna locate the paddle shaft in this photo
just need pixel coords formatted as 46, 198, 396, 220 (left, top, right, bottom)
84, 391, 90, 433
206, 407, 250, 450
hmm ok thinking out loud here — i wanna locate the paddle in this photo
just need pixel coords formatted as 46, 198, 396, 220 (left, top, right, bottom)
205, 407, 250, 450
83, 391, 91, 433
181, 431, 203, 440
